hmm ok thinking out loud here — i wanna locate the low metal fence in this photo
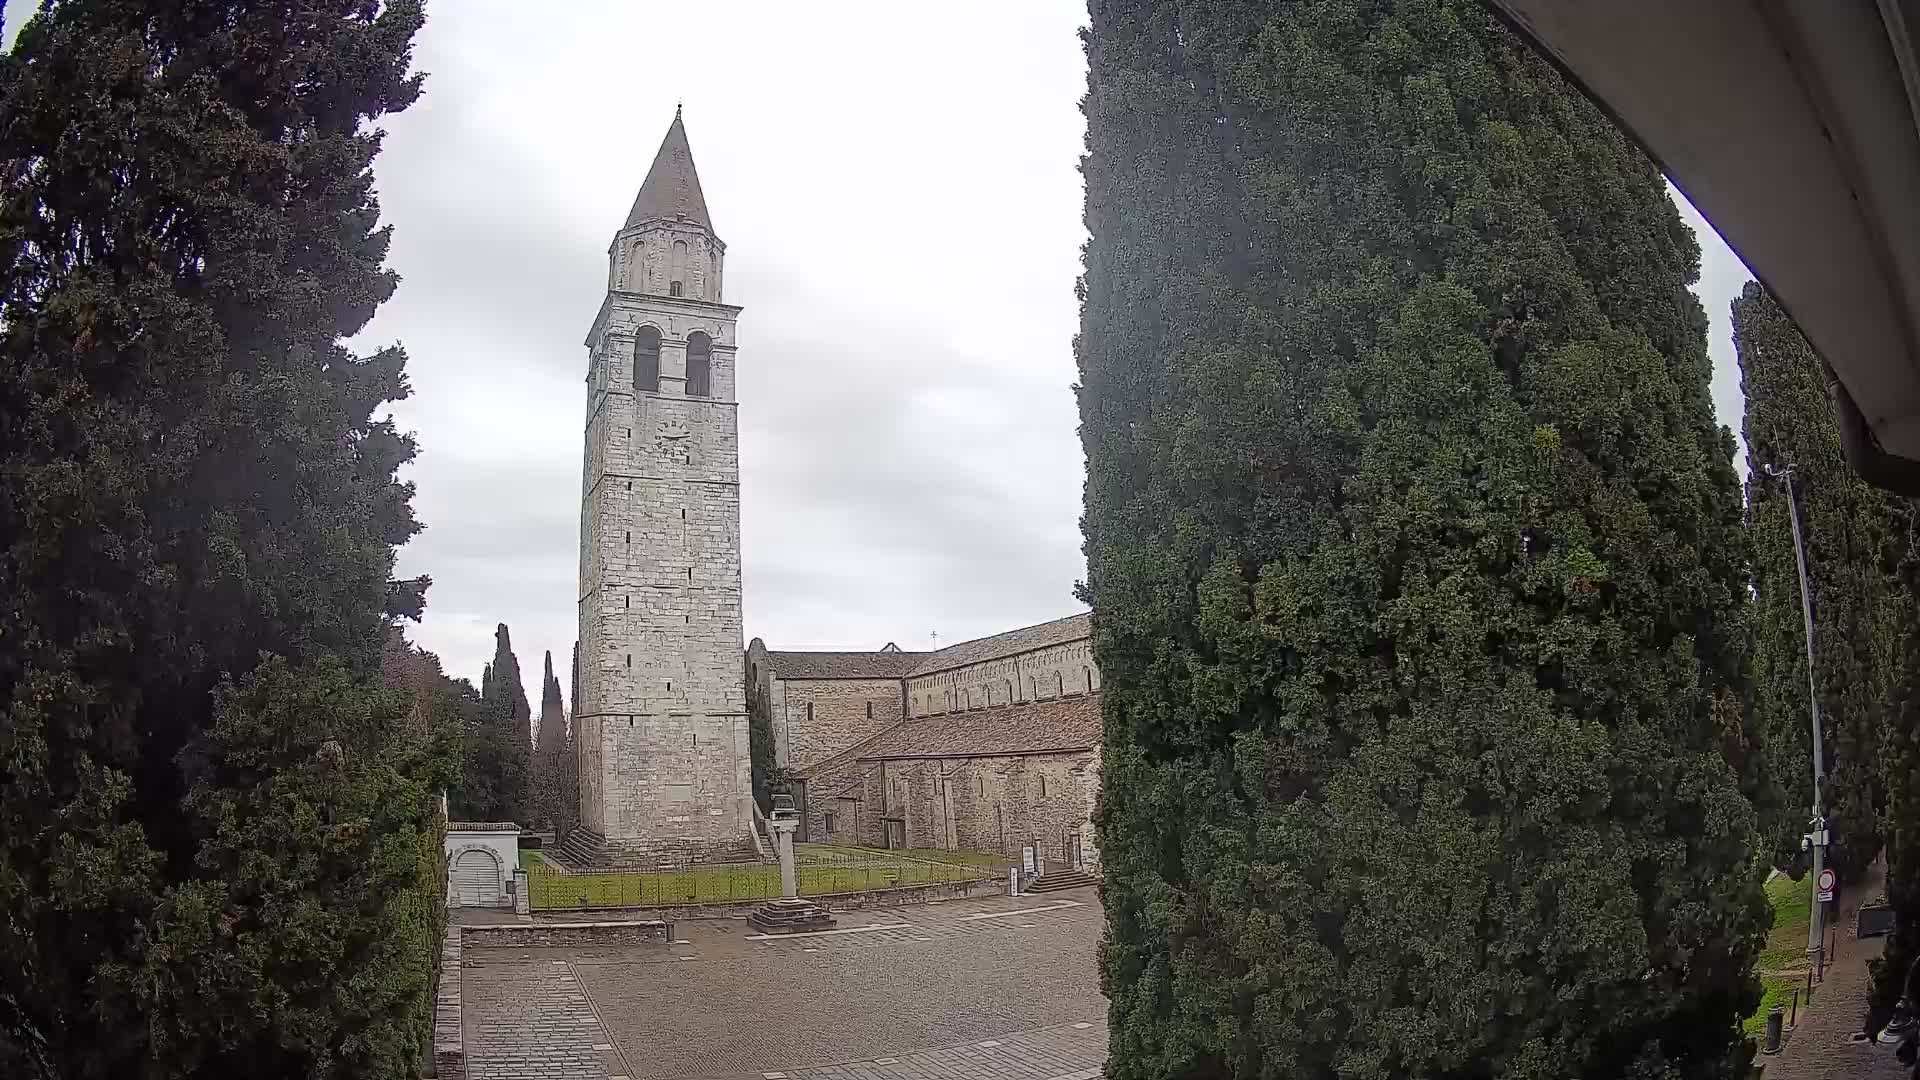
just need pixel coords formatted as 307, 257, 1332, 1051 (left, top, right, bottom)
524, 847, 993, 910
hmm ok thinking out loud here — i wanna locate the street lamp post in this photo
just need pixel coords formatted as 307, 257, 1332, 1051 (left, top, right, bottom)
1764, 462, 1829, 979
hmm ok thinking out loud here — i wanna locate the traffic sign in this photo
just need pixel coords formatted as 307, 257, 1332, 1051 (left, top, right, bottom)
1816, 867, 1837, 903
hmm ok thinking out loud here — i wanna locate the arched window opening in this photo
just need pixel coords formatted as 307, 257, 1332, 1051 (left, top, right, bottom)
670, 280, 684, 297
634, 325, 661, 393
686, 331, 712, 397
670, 239, 688, 295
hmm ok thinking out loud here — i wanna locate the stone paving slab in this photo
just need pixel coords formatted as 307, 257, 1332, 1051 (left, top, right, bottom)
703, 1020, 1107, 1080
464, 960, 619, 1080
463, 887, 1107, 1080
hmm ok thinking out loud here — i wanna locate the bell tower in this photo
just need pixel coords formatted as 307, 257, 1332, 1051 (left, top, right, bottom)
572, 109, 751, 864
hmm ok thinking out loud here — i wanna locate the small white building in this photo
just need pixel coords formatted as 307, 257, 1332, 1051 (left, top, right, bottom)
445, 822, 520, 908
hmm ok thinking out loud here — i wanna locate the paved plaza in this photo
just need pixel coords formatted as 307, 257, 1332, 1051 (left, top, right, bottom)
461, 888, 1108, 1080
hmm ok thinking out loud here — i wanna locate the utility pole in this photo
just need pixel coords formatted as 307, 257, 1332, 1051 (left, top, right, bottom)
1765, 462, 1829, 978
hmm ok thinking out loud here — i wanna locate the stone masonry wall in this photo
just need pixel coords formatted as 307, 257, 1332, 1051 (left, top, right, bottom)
612, 218, 724, 303
772, 677, 905, 771
906, 638, 1100, 718
805, 750, 1097, 867
577, 241, 750, 856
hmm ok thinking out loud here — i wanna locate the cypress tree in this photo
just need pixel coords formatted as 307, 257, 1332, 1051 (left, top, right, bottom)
1874, 525, 1920, 1033
0, 1, 442, 1075
1735, 281, 1900, 881
481, 623, 531, 821
534, 650, 570, 832
1077, 2, 1764, 1077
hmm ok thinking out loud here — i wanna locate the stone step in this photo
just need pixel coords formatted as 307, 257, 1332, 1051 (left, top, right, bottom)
552, 827, 609, 868
747, 897, 837, 934
1026, 869, 1099, 893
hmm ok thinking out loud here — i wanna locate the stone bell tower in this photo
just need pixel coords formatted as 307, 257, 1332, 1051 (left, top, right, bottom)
569, 109, 752, 865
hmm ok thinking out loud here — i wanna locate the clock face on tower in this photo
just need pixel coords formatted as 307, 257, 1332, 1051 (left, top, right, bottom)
654, 420, 692, 464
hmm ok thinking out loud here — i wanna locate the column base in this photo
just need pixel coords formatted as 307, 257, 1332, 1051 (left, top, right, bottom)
747, 897, 836, 934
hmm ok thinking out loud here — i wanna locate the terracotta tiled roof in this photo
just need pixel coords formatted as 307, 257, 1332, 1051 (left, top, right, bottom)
763, 650, 923, 680
905, 613, 1091, 677
851, 693, 1101, 761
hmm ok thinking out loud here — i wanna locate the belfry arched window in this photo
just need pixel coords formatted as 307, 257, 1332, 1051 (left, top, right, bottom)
686, 331, 712, 398
634, 325, 661, 393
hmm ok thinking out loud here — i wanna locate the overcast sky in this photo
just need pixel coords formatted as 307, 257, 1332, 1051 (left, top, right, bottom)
4, 1, 1754, 703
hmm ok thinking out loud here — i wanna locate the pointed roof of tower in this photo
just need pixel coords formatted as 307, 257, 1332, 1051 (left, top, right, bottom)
625, 107, 712, 231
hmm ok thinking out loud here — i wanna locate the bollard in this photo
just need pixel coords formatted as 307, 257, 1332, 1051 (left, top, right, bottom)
1762, 1005, 1785, 1055
1788, 988, 1799, 1030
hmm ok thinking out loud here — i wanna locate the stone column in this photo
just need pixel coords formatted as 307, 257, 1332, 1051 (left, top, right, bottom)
748, 801, 834, 934
772, 818, 798, 898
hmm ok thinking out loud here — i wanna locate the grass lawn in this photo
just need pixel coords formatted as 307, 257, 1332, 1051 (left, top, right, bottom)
800, 843, 1010, 869
522, 845, 992, 910
1745, 873, 1816, 1037
1745, 972, 1799, 1037
1758, 873, 1815, 972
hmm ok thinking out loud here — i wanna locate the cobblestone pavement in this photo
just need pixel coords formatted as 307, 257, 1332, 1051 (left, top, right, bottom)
463, 960, 623, 1080
462, 889, 1108, 1080
1763, 861, 1906, 1080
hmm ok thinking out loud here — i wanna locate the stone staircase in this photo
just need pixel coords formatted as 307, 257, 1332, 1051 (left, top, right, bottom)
1025, 866, 1099, 893
553, 826, 608, 868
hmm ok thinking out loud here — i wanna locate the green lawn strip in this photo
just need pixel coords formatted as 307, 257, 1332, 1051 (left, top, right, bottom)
1765, 874, 1813, 933
1758, 874, 1814, 972
1743, 973, 1799, 1037
523, 846, 987, 910
798, 843, 1006, 870
893, 847, 1011, 868
1744, 874, 1816, 1037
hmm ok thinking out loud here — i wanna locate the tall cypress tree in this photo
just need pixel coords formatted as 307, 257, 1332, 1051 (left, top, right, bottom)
1735, 281, 1900, 881
1078, 2, 1764, 1077
533, 650, 570, 832
480, 622, 531, 822
0, 2, 442, 1075
1874, 522, 1920, 1032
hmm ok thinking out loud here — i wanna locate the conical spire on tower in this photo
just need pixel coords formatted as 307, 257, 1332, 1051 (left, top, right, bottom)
625, 109, 712, 232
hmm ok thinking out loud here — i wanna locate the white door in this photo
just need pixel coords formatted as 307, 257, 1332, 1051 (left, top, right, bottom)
452, 849, 502, 907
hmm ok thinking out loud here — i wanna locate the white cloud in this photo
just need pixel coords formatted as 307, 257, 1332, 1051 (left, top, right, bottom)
2, 0, 1760, 704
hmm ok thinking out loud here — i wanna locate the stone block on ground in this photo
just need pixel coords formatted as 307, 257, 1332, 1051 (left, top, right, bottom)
748, 897, 836, 934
